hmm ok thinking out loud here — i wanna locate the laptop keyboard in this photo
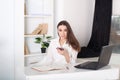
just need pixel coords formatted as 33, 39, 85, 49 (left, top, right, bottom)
75, 61, 99, 69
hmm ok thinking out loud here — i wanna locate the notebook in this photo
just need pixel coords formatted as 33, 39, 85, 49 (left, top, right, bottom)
32, 64, 66, 72
75, 45, 114, 70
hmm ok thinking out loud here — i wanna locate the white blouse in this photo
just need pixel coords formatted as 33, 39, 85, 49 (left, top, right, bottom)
37, 38, 78, 65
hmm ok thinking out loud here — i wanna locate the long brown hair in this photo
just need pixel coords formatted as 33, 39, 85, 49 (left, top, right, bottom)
57, 20, 81, 52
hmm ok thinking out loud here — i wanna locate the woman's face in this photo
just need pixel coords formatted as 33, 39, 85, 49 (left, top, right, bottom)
58, 25, 68, 40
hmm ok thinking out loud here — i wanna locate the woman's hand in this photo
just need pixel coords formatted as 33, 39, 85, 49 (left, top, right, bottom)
56, 48, 66, 55
56, 48, 70, 63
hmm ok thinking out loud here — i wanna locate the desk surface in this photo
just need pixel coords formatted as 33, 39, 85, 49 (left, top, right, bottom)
25, 65, 119, 80
25, 57, 119, 80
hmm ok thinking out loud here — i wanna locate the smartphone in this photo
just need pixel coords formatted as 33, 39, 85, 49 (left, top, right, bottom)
56, 47, 64, 50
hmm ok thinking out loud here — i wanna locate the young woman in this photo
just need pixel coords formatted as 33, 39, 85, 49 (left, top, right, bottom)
37, 20, 80, 65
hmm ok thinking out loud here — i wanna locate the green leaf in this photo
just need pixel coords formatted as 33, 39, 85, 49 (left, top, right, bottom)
43, 42, 49, 48
34, 35, 52, 48
46, 36, 52, 39
35, 37, 42, 43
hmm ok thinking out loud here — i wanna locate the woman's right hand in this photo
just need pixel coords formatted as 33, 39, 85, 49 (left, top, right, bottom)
56, 48, 70, 63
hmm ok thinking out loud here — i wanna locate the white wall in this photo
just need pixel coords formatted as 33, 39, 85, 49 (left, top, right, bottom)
113, 0, 120, 15
55, 0, 120, 47
0, 0, 25, 80
14, 0, 25, 80
55, 0, 95, 46
0, 0, 14, 80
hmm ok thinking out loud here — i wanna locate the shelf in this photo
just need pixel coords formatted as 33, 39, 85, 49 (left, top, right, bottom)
24, 52, 47, 57
24, 14, 52, 18
24, 34, 53, 38
24, 0, 54, 65
24, 34, 43, 37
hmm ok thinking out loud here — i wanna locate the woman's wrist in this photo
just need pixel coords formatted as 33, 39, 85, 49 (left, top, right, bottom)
63, 52, 70, 63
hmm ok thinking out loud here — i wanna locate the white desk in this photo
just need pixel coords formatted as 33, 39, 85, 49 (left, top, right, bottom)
25, 66, 119, 80
25, 58, 119, 80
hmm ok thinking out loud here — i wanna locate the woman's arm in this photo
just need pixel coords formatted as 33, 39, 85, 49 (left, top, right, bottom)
57, 46, 78, 64
63, 50, 70, 63
57, 48, 70, 63
69, 48, 78, 64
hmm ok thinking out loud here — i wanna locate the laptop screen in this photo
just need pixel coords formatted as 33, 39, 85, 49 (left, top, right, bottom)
97, 45, 114, 68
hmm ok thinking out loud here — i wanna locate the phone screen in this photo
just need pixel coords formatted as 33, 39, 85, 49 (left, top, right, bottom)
56, 47, 64, 50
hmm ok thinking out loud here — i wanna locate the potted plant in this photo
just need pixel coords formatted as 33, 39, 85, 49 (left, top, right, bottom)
34, 34, 52, 53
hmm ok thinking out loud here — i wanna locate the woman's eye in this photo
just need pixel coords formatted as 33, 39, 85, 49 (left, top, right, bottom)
64, 29, 67, 32
59, 29, 62, 31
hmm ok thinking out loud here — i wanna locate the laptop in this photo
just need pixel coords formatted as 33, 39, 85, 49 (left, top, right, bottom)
75, 45, 114, 70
